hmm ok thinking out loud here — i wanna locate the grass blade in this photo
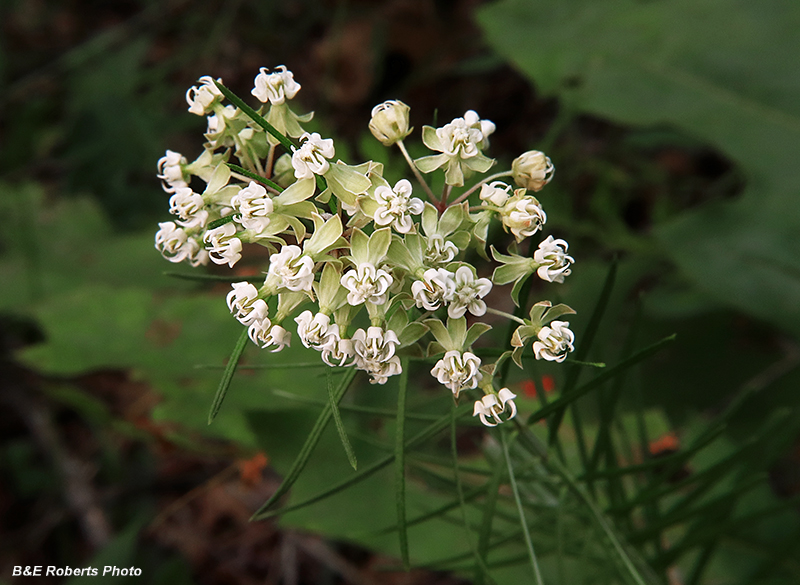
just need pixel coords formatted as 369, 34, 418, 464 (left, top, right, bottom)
253, 402, 473, 520
213, 80, 295, 151
226, 162, 284, 191
251, 367, 357, 518
395, 358, 410, 569
208, 328, 248, 424
501, 428, 544, 585
327, 369, 357, 470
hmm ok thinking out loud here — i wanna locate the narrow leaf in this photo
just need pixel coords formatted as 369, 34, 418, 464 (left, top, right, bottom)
207, 214, 238, 230
547, 258, 618, 446
500, 428, 544, 585
395, 357, 410, 569
251, 367, 357, 517
526, 334, 676, 426
163, 271, 262, 284
476, 454, 506, 585
213, 80, 295, 151
253, 402, 473, 520
327, 370, 357, 470
226, 163, 284, 192
452, 406, 498, 585
208, 328, 248, 424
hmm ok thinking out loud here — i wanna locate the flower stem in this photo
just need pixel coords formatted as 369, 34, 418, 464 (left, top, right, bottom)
265, 144, 277, 178
486, 307, 527, 325
397, 139, 438, 204
451, 171, 513, 205
441, 184, 453, 209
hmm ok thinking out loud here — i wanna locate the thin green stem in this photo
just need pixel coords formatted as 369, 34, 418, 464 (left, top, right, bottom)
397, 139, 438, 203
451, 171, 513, 205
485, 307, 527, 325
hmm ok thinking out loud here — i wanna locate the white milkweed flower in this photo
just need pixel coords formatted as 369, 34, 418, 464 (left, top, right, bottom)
448, 267, 492, 319
294, 310, 339, 349
204, 222, 242, 267
169, 187, 209, 229
373, 179, 424, 233
431, 350, 483, 397
512, 150, 554, 192
340, 263, 393, 306
231, 181, 274, 234
424, 234, 459, 266
532, 321, 575, 362
249, 319, 291, 352
351, 326, 402, 384
501, 195, 547, 242
321, 337, 356, 367
226, 282, 269, 326
416, 114, 495, 186
437, 117, 483, 159
362, 356, 403, 385
534, 236, 574, 283
369, 100, 412, 146
411, 268, 455, 311
155, 221, 199, 264
352, 326, 400, 363
268, 245, 315, 292
252, 66, 301, 105
479, 181, 513, 207
186, 76, 223, 116
463, 110, 496, 150
473, 388, 518, 427
291, 132, 335, 179
157, 150, 188, 192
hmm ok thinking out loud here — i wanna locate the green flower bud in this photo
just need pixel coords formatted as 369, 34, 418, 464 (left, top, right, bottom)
369, 100, 412, 146
511, 150, 554, 192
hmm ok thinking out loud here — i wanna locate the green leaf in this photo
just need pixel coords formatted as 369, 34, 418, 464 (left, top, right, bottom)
253, 402, 474, 520
327, 369, 357, 470
274, 177, 315, 206
395, 357, 410, 569
478, 0, 800, 337
476, 454, 506, 585
214, 80, 295, 151
500, 428, 544, 585
226, 163, 284, 192
546, 258, 617, 449
251, 367, 357, 517
207, 214, 238, 230
207, 328, 249, 424
527, 334, 676, 426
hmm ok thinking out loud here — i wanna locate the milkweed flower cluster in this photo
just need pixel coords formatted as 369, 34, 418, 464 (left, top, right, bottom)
154, 66, 577, 427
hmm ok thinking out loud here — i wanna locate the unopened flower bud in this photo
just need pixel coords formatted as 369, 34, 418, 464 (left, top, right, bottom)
512, 151, 554, 192
369, 100, 412, 146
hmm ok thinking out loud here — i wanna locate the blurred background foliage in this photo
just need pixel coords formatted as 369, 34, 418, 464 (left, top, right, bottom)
1, 0, 799, 583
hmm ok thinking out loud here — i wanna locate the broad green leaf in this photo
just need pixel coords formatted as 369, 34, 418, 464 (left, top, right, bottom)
478, 0, 800, 337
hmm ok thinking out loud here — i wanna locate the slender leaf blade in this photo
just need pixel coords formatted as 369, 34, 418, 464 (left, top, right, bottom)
251, 367, 357, 517
327, 369, 357, 470
395, 357, 410, 569
208, 328, 248, 424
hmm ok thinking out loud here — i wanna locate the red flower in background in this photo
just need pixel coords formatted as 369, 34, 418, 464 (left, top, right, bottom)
521, 375, 556, 398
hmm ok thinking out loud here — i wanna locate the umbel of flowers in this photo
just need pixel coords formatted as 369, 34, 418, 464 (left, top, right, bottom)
155, 66, 576, 427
